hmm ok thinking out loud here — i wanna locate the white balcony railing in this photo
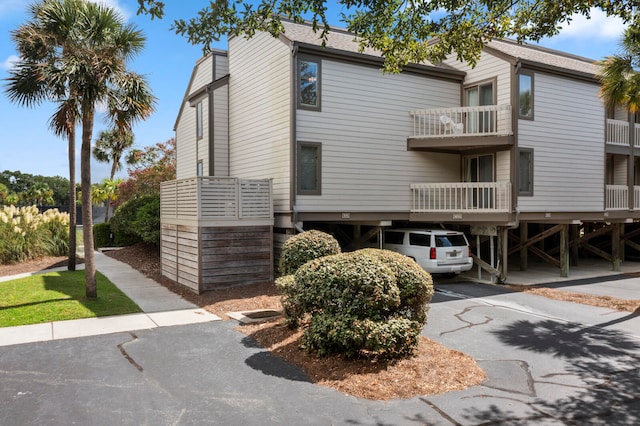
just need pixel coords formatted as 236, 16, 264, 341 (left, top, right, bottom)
411, 182, 511, 213
605, 184, 629, 210
606, 119, 630, 146
161, 177, 273, 222
635, 186, 640, 210
410, 105, 512, 139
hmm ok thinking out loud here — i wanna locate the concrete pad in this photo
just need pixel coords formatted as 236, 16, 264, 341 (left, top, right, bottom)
147, 309, 221, 327
52, 313, 157, 339
0, 323, 52, 347
227, 309, 282, 324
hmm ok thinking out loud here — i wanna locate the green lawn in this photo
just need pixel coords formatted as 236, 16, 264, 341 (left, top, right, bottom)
0, 271, 142, 327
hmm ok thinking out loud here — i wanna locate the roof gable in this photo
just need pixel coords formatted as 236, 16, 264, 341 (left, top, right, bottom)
485, 39, 601, 78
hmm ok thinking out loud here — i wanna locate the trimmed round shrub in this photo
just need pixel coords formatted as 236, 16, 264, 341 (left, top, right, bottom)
294, 252, 400, 319
302, 314, 422, 358
357, 248, 434, 323
278, 230, 341, 275
280, 249, 432, 359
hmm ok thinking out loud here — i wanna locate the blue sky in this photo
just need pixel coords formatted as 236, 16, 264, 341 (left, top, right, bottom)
0, 1, 630, 182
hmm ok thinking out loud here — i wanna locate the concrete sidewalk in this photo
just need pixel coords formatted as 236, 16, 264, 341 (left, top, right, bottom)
0, 251, 220, 347
459, 258, 640, 302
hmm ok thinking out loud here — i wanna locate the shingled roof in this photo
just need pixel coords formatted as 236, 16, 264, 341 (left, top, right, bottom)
279, 19, 450, 69
277, 19, 602, 79
486, 38, 601, 77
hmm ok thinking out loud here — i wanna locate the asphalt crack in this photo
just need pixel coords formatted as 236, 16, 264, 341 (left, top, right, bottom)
117, 332, 143, 372
440, 306, 493, 336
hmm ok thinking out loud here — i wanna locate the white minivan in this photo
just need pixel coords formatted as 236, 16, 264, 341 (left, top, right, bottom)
383, 229, 473, 275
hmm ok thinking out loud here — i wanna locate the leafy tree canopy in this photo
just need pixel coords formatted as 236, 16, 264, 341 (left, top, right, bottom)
116, 138, 176, 207
0, 170, 70, 206
137, 0, 640, 71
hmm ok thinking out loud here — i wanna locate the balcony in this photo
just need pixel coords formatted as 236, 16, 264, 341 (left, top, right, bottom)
605, 184, 640, 210
408, 105, 513, 152
605, 119, 640, 148
411, 182, 512, 213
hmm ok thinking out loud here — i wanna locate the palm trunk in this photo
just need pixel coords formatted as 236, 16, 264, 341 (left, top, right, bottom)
81, 108, 97, 298
104, 160, 118, 222
68, 127, 77, 271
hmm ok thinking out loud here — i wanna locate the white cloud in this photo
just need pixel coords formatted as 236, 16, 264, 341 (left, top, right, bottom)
87, 0, 132, 20
555, 8, 626, 41
0, 55, 19, 71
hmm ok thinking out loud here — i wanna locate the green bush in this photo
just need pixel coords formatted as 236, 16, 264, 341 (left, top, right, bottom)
278, 230, 341, 275
93, 222, 112, 249
358, 248, 434, 323
280, 249, 433, 359
131, 195, 160, 245
275, 274, 302, 327
110, 194, 160, 246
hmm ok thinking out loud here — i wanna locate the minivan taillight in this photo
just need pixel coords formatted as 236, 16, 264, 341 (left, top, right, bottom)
430, 247, 436, 260
467, 246, 472, 258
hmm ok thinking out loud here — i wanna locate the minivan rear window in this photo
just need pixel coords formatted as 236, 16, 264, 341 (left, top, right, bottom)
409, 233, 431, 247
435, 235, 467, 247
384, 231, 405, 245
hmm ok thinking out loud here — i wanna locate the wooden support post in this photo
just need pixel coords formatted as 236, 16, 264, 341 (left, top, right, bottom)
498, 226, 508, 283
519, 222, 528, 271
569, 224, 579, 266
612, 223, 621, 272
620, 223, 625, 262
560, 224, 569, 278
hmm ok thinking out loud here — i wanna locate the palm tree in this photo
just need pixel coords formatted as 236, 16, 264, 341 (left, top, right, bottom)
93, 129, 136, 221
598, 26, 640, 114
5, 0, 155, 298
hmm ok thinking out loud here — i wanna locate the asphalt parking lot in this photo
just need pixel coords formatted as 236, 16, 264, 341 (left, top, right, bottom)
1, 277, 638, 425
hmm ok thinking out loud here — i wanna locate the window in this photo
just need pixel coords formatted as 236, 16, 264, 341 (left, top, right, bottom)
384, 231, 405, 245
518, 73, 533, 119
518, 148, 533, 196
465, 80, 495, 133
409, 233, 431, 247
197, 160, 203, 177
465, 82, 494, 107
297, 142, 321, 195
196, 101, 203, 139
298, 56, 321, 110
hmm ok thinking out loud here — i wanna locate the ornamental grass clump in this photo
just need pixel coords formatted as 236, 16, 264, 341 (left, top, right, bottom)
278, 248, 434, 359
0, 205, 69, 264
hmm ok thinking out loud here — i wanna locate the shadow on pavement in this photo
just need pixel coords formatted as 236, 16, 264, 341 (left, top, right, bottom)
462, 318, 640, 424
240, 335, 311, 383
